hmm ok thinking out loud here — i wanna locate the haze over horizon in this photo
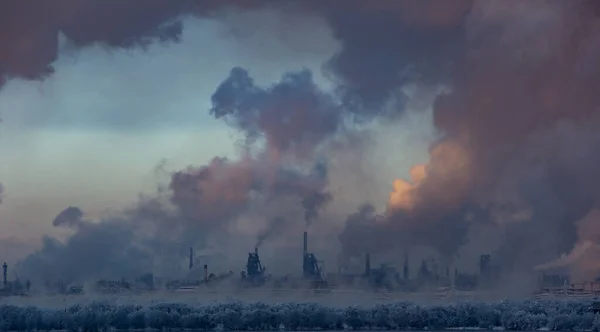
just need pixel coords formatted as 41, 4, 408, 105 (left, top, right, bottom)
0, 0, 599, 286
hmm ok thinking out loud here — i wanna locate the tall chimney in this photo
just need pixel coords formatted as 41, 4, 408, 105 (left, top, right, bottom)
204, 264, 208, 282
2, 262, 7, 286
189, 247, 194, 270
365, 253, 371, 276
303, 231, 308, 256
255, 247, 258, 255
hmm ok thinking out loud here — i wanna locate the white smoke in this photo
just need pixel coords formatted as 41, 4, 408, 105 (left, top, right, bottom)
534, 240, 595, 271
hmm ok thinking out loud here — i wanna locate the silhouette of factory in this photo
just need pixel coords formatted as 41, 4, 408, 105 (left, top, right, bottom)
3, 231, 589, 297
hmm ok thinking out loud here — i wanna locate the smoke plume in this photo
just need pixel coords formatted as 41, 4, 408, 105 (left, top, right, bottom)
206, 67, 338, 229
255, 217, 286, 248
338, 0, 600, 280
302, 192, 333, 227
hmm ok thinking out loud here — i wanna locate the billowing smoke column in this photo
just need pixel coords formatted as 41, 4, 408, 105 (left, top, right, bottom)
352, 141, 475, 259
170, 66, 339, 233
338, 0, 600, 280
207, 67, 337, 226
4, 0, 600, 283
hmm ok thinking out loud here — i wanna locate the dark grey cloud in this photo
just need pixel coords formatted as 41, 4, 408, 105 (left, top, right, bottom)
211, 67, 343, 159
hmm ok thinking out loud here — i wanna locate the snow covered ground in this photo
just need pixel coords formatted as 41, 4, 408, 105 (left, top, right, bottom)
1, 297, 600, 331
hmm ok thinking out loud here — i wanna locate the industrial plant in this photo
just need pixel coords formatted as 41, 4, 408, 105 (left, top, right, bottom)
1, 261, 30, 297
0, 231, 594, 298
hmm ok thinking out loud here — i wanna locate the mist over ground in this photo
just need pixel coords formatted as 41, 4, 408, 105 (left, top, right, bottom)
0, 0, 599, 296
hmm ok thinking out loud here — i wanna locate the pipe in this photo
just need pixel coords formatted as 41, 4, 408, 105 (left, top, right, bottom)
204, 264, 208, 282
303, 231, 308, 256
2, 262, 6, 286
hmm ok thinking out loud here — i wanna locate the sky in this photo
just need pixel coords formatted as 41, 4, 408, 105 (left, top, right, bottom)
0, 8, 435, 265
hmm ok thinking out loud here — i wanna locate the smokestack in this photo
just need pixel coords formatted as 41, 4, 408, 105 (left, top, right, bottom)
203, 264, 208, 282
365, 253, 371, 276
2, 262, 7, 286
303, 231, 308, 256
255, 247, 258, 255
189, 247, 194, 270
